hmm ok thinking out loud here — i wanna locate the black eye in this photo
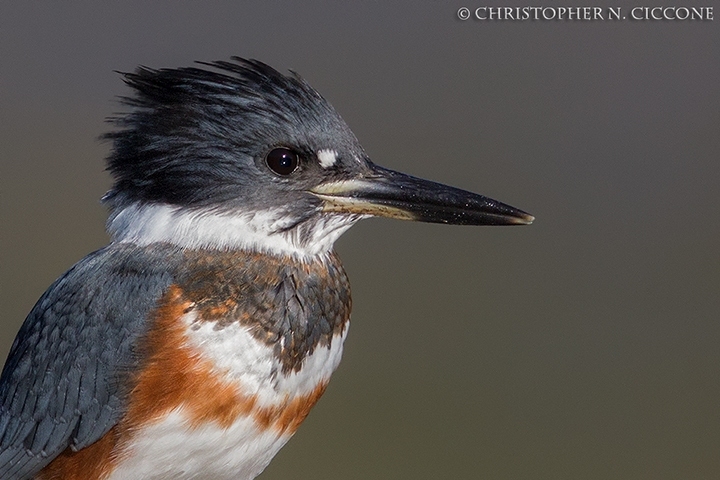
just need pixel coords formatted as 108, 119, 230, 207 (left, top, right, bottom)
265, 148, 299, 176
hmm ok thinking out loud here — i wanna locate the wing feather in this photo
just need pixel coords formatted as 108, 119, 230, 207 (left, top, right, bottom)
0, 244, 179, 479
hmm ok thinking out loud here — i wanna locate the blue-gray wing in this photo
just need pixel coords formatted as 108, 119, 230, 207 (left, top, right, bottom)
0, 244, 177, 479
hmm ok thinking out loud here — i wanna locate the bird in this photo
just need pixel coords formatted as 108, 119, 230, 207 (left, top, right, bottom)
0, 57, 533, 480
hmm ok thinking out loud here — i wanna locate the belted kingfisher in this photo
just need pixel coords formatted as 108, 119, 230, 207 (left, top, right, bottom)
0, 58, 532, 479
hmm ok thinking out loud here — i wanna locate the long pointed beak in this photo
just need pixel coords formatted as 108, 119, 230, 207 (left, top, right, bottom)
310, 164, 533, 226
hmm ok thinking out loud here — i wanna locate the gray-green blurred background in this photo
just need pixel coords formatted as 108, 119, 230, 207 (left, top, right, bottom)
1, 2, 718, 478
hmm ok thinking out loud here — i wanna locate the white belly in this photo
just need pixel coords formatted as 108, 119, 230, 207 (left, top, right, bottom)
107, 410, 290, 480
109, 317, 349, 480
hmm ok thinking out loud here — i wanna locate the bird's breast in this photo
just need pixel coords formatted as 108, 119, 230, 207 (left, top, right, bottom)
39, 249, 352, 480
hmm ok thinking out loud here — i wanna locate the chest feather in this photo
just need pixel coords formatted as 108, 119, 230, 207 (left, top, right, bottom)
111, 251, 351, 479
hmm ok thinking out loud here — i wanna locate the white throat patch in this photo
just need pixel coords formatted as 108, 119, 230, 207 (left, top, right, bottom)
107, 203, 360, 258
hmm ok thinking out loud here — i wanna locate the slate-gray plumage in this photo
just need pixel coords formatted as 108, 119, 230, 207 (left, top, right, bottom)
0, 58, 532, 480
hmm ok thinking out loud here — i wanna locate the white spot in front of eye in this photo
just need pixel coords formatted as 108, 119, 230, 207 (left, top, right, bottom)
317, 149, 338, 169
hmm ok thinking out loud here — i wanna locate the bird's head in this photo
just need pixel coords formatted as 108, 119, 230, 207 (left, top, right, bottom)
104, 58, 532, 258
